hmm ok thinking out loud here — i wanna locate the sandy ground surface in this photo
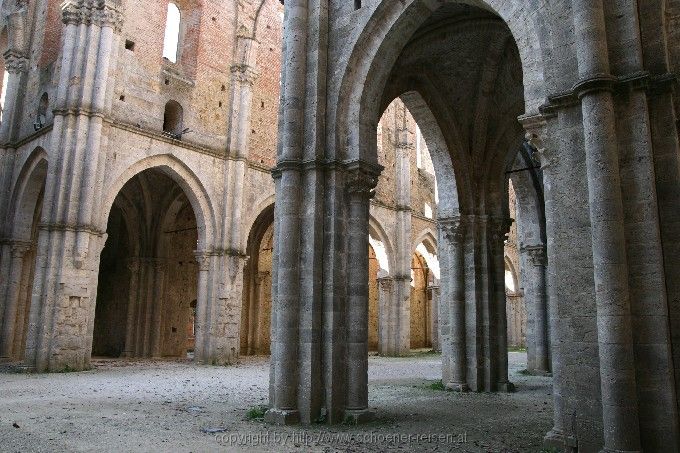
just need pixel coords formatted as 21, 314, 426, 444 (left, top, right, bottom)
0, 352, 553, 452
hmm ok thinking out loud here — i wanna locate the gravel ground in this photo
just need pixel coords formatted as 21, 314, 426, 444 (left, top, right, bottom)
0, 352, 553, 452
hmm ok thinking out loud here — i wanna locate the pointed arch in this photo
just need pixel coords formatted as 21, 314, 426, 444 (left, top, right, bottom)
6, 147, 48, 242
100, 154, 216, 250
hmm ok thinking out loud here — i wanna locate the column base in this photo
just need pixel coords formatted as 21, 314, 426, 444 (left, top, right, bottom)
543, 427, 564, 449
264, 408, 299, 425
498, 381, 516, 393
344, 408, 375, 424
526, 368, 552, 377
445, 382, 469, 392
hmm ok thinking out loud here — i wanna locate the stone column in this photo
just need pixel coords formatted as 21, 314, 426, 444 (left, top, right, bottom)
440, 217, 468, 391
490, 217, 513, 392
344, 164, 379, 423
377, 276, 394, 355
393, 104, 413, 356
150, 260, 167, 357
523, 245, 549, 374
572, 0, 641, 450
428, 283, 440, 352
122, 258, 140, 357
0, 242, 30, 360
264, 0, 307, 425
0, 51, 28, 143
193, 252, 210, 362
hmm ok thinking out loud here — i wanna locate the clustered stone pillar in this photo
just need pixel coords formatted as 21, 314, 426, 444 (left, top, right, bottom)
439, 216, 468, 391
391, 103, 413, 356
345, 165, 379, 423
23, 0, 123, 372
572, 0, 641, 450
522, 244, 549, 374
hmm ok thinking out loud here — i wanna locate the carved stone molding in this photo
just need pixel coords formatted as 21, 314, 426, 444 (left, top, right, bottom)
62, 0, 124, 32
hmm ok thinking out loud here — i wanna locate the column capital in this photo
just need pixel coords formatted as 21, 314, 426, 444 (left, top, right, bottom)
231, 64, 259, 85
345, 160, 382, 198
438, 216, 466, 243
3, 49, 28, 74
522, 244, 547, 267
62, 0, 124, 32
489, 216, 513, 239
10, 241, 31, 257
518, 113, 556, 169
194, 251, 212, 271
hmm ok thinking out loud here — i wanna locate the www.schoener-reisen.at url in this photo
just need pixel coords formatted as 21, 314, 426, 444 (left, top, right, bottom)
215, 430, 468, 447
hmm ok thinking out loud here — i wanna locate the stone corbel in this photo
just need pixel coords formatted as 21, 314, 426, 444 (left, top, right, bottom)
519, 113, 555, 170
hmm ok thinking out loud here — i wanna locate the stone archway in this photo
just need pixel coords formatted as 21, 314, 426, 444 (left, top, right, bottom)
241, 204, 275, 356
93, 168, 199, 359
0, 149, 48, 361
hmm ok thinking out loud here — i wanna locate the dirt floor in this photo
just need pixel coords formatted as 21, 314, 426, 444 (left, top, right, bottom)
0, 352, 553, 452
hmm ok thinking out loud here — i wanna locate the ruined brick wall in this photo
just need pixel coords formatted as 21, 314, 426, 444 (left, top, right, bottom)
249, 0, 284, 167
112, 0, 236, 148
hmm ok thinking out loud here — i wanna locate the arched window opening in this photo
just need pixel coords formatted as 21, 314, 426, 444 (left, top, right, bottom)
163, 3, 181, 63
163, 100, 184, 138
35, 93, 48, 130
0, 70, 9, 122
505, 259, 518, 294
